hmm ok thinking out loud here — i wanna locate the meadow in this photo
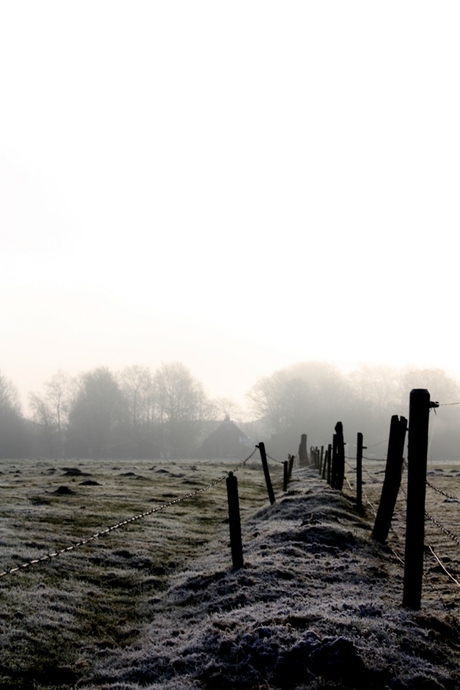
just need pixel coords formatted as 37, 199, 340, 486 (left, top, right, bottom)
0, 453, 459, 689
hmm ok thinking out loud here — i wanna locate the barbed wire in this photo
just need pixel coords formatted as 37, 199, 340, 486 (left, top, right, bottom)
341, 445, 460, 591
266, 452, 285, 465
0, 448, 258, 580
425, 510, 460, 549
426, 480, 460, 504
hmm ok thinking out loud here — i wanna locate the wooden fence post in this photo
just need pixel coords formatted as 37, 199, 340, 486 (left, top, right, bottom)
335, 422, 345, 491
372, 415, 407, 543
322, 446, 328, 480
356, 432, 364, 512
331, 434, 338, 487
403, 389, 431, 610
327, 443, 332, 484
288, 454, 294, 480
226, 472, 243, 569
283, 461, 288, 492
257, 442, 276, 505
299, 434, 308, 466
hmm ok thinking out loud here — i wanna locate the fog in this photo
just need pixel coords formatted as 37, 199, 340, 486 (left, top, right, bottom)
2, 2, 460, 413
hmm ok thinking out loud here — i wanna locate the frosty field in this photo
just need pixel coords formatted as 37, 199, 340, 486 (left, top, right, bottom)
0, 454, 459, 689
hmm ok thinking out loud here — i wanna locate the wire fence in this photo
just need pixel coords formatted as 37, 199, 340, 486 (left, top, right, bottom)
338, 406, 460, 598
0, 448, 259, 580
1, 406, 459, 611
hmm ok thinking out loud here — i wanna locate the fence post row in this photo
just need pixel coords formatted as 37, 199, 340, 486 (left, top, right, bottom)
372, 415, 407, 544
226, 472, 243, 569
403, 389, 432, 610
257, 442, 276, 505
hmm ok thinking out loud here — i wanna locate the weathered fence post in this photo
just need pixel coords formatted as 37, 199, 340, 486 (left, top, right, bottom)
403, 389, 432, 610
331, 433, 338, 487
257, 442, 276, 504
335, 422, 345, 491
373, 415, 407, 543
283, 461, 288, 492
327, 443, 332, 484
320, 446, 324, 475
226, 472, 243, 569
299, 434, 307, 466
288, 454, 294, 480
322, 446, 328, 480
356, 432, 364, 512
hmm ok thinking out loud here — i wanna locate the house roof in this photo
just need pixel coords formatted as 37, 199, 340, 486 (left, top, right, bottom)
195, 417, 250, 458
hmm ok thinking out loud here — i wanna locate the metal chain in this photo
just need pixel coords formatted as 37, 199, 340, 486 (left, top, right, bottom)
0, 448, 258, 580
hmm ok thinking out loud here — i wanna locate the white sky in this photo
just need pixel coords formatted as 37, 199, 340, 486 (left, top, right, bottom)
1, 1, 460, 411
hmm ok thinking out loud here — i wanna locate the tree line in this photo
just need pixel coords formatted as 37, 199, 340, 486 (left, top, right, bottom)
0, 363, 229, 459
1, 360, 460, 460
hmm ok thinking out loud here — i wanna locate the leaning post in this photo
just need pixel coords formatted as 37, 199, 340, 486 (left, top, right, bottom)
373, 415, 407, 543
403, 389, 435, 610
226, 472, 243, 569
257, 442, 276, 505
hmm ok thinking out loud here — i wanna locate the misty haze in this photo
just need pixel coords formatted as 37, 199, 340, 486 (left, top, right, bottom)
2, 2, 460, 689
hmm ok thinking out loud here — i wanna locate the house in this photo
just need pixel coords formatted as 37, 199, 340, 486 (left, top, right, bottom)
195, 416, 253, 459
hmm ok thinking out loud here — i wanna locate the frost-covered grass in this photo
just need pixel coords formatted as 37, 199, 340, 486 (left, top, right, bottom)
0, 456, 459, 689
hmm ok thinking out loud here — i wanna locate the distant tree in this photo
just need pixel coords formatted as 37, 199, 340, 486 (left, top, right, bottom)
247, 361, 460, 461
153, 362, 214, 457
29, 370, 74, 457
397, 367, 460, 407
118, 364, 156, 457
0, 373, 27, 458
68, 367, 125, 458
247, 361, 352, 445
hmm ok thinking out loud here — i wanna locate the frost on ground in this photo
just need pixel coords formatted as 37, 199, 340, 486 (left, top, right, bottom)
81, 468, 460, 690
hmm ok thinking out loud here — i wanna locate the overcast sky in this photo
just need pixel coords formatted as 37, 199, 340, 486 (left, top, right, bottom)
1, 1, 459, 410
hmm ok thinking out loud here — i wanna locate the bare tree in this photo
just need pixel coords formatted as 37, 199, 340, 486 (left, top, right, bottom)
118, 364, 156, 456
153, 362, 213, 458
29, 370, 74, 457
